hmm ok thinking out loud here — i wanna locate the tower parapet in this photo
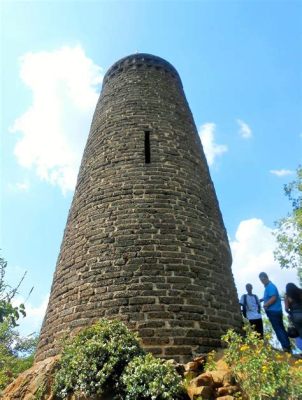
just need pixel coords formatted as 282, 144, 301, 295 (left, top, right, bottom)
103, 53, 181, 85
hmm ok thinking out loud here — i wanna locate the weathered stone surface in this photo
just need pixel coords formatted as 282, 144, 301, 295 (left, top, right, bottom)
2, 356, 59, 400
222, 372, 236, 387
185, 350, 242, 400
184, 354, 206, 374
187, 384, 214, 400
2, 356, 116, 400
210, 370, 225, 387
35, 53, 241, 364
217, 385, 240, 396
191, 372, 214, 387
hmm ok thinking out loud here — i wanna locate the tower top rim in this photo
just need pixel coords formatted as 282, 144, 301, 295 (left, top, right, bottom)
103, 53, 181, 85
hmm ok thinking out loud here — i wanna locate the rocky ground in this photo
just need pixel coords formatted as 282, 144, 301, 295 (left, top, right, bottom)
1, 350, 243, 400
180, 352, 242, 400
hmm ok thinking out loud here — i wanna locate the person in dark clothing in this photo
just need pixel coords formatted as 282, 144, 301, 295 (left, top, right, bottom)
285, 282, 302, 338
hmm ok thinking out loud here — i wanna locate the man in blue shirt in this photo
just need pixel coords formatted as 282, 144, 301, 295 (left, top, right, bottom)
259, 272, 291, 352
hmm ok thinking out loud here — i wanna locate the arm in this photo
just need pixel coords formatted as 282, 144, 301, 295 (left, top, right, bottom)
284, 296, 289, 313
263, 295, 277, 309
284, 295, 291, 313
263, 283, 279, 309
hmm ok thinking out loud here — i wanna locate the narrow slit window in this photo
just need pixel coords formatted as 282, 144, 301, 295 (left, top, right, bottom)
144, 131, 151, 163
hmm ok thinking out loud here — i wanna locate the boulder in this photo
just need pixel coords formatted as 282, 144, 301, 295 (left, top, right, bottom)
2, 356, 59, 400
187, 384, 213, 400
217, 385, 240, 396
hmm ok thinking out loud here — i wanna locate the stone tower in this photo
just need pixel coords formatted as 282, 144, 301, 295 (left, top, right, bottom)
36, 53, 241, 363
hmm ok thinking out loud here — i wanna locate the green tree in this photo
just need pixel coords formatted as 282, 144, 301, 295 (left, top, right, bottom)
0, 255, 28, 326
0, 322, 38, 390
0, 254, 37, 391
274, 166, 302, 284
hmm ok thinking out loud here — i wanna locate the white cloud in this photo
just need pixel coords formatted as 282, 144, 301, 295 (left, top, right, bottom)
8, 179, 30, 192
199, 123, 228, 166
230, 218, 299, 299
270, 169, 294, 177
16, 181, 30, 191
10, 45, 103, 194
12, 295, 49, 336
236, 119, 252, 139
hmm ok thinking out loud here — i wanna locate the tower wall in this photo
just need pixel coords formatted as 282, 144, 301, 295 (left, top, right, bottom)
36, 54, 241, 363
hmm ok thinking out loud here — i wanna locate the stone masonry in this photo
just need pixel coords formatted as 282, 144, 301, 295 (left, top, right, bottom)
36, 53, 242, 363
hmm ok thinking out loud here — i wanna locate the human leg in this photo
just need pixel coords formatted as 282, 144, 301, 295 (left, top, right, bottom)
266, 311, 291, 351
249, 318, 264, 338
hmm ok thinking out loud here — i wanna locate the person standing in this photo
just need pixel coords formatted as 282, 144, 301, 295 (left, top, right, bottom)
285, 282, 302, 338
259, 272, 291, 352
240, 283, 263, 338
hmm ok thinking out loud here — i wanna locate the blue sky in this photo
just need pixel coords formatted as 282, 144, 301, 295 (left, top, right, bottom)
1, 0, 301, 335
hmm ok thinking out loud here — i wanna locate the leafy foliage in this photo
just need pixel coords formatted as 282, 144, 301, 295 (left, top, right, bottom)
0, 253, 37, 392
53, 319, 143, 399
53, 319, 185, 400
222, 327, 302, 400
204, 350, 216, 372
0, 255, 29, 326
121, 353, 183, 400
274, 166, 302, 283
0, 322, 38, 391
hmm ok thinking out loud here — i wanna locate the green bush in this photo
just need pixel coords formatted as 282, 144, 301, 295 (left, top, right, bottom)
204, 349, 216, 372
0, 322, 37, 392
222, 327, 302, 400
121, 353, 183, 400
53, 319, 143, 399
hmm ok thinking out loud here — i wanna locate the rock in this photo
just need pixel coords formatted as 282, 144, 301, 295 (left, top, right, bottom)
192, 372, 214, 387
215, 358, 229, 371
192, 354, 207, 367
217, 385, 240, 396
185, 361, 200, 372
208, 370, 225, 387
222, 372, 236, 387
193, 354, 207, 363
187, 385, 213, 400
184, 355, 206, 374
2, 356, 59, 400
186, 372, 215, 400
2, 349, 241, 400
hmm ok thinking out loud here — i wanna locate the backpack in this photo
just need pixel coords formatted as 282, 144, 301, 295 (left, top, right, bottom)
241, 294, 261, 318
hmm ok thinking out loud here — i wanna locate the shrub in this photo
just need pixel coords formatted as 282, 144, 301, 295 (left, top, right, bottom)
53, 319, 143, 399
0, 322, 37, 392
121, 352, 183, 400
204, 350, 216, 372
222, 327, 302, 400
290, 359, 302, 399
